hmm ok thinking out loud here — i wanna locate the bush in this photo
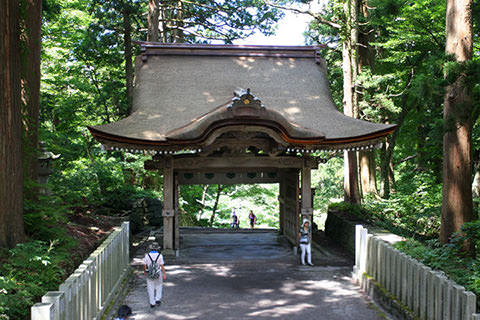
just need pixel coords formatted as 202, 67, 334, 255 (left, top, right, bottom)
394, 234, 480, 299
328, 170, 442, 239
0, 240, 71, 320
51, 153, 161, 213
23, 195, 70, 242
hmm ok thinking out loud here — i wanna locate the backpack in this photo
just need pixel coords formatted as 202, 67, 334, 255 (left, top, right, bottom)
146, 253, 161, 280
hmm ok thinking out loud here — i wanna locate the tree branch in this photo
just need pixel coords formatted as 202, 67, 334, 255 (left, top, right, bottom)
265, 1, 341, 29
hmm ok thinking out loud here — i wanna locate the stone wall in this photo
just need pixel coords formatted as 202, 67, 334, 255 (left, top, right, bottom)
324, 209, 367, 256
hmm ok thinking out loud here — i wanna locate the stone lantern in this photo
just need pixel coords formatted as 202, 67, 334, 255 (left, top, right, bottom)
37, 141, 60, 195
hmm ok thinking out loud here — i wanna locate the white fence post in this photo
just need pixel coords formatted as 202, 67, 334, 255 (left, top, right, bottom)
31, 303, 54, 320
426, 269, 435, 320
59, 278, 73, 320
352, 225, 480, 320
354, 225, 362, 281
41, 292, 64, 320
32, 222, 130, 320
435, 273, 447, 320
463, 291, 476, 320
400, 252, 408, 305
359, 229, 369, 276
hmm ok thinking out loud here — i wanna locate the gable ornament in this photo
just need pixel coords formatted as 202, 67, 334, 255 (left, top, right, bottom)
227, 88, 265, 110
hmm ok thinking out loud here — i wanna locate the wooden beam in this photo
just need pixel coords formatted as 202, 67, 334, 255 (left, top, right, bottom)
146, 155, 317, 171
176, 171, 281, 185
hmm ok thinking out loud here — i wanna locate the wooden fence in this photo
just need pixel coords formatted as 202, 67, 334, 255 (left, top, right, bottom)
353, 225, 479, 320
31, 221, 130, 320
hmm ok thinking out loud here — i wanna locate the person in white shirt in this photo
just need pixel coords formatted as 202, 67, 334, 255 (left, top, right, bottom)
298, 219, 314, 266
143, 244, 167, 308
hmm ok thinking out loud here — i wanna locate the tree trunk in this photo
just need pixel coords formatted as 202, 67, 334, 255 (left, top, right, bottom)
416, 105, 428, 171
198, 185, 209, 220
357, 0, 378, 196
175, 0, 184, 43
159, 4, 167, 42
147, 0, 160, 42
0, 0, 26, 248
343, 0, 360, 204
123, 2, 133, 115
440, 0, 473, 246
359, 151, 378, 196
209, 184, 223, 227
379, 141, 390, 199
21, 0, 42, 198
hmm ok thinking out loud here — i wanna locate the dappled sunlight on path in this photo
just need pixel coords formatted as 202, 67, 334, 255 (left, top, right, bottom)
119, 231, 387, 320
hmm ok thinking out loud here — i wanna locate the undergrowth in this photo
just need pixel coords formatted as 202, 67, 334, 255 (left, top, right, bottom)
394, 220, 480, 297
329, 201, 480, 299
0, 240, 75, 320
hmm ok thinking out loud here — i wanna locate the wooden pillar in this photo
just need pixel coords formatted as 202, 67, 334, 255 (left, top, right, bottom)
281, 169, 299, 245
174, 175, 180, 250
301, 158, 313, 230
162, 156, 175, 252
278, 173, 286, 234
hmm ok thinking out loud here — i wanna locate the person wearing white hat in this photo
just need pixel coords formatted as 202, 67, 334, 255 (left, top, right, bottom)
298, 219, 314, 266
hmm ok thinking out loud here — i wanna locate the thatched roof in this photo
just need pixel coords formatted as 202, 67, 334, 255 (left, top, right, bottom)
88, 43, 396, 153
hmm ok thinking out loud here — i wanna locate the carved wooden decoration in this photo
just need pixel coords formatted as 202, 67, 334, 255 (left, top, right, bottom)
227, 88, 264, 110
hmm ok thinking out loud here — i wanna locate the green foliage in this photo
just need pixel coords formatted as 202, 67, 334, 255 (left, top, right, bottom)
327, 168, 442, 239
179, 183, 280, 228
23, 195, 70, 242
0, 241, 72, 320
313, 157, 344, 215
362, 170, 442, 239
328, 201, 370, 220
394, 224, 480, 298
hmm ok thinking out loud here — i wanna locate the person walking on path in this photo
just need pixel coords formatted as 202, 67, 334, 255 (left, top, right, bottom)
144, 244, 167, 308
298, 219, 314, 266
248, 210, 257, 229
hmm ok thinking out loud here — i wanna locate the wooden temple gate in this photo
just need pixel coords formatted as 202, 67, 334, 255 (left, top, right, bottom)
145, 154, 317, 251
88, 43, 396, 253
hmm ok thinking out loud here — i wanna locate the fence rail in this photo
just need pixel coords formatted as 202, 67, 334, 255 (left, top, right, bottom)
31, 221, 130, 320
353, 225, 479, 320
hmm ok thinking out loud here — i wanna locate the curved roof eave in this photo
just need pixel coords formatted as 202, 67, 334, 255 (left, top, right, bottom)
88, 42, 397, 153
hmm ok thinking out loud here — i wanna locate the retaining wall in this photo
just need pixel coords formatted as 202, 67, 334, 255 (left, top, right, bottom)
31, 221, 130, 320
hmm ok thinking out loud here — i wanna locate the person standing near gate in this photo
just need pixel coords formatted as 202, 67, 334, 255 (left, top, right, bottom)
231, 209, 239, 229
298, 219, 314, 266
248, 210, 257, 229
144, 243, 167, 308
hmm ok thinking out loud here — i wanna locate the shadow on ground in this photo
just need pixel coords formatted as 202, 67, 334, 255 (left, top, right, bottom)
115, 229, 387, 320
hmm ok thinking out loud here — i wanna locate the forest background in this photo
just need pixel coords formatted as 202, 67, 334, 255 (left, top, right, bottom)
1, 0, 480, 319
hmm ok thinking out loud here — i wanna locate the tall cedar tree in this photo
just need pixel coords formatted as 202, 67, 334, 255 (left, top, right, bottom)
357, 1, 378, 196
343, 0, 361, 203
440, 0, 474, 245
0, 0, 26, 248
88, 0, 142, 117
22, 0, 43, 198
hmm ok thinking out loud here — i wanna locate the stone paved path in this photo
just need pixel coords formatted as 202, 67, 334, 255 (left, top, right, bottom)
116, 230, 390, 320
